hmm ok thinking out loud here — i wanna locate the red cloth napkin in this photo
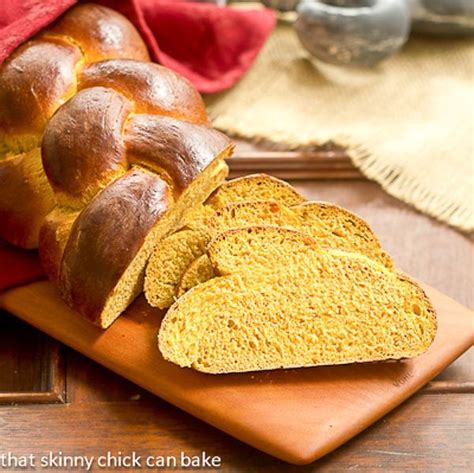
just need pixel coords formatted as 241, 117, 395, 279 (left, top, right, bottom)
0, 0, 275, 291
0, 242, 45, 292
0, 0, 275, 93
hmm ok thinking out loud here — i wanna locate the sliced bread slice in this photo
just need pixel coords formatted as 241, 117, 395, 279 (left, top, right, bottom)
144, 174, 306, 309
182, 173, 306, 231
176, 254, 217, 297
175, 200, 393, 297
205, 173, 306, 209
159, 227, 437, 374
145, 199, 301, 309
292, 202, 393, 269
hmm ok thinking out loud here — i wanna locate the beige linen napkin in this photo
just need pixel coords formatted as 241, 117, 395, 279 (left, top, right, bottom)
206, 22, 474, 232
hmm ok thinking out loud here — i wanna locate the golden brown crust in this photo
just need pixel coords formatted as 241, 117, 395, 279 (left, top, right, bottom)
60, 169, 172, 324
42, 87, 131, 207
1, 2, 234, 327
53, 129, 230, 325
79, 60, 208, 125
0, 3, 151, 248
125, 115, 232, 196
0, 38, 81, 149
0, 3, 149, 152
39, 207, 80, 283
0, 149, 55, 248
44, 3, 150, 63
39, 53, 232, 324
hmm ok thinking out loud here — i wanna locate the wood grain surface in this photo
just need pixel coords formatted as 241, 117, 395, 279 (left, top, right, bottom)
0, 315, 65, 404
0, 178, 473, 471
0, 278, 472, 465
0, 395, 471, 472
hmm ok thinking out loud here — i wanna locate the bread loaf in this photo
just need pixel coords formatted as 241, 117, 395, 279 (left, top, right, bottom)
0, 4, 150, 248
159, 227, 437, 374
144, 175, 306, 308
146, 195, 393, 307
1, 3, 234, 326
40, 81, 232, 327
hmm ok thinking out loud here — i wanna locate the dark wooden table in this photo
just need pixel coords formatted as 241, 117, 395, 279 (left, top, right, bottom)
0, 155, 472, 471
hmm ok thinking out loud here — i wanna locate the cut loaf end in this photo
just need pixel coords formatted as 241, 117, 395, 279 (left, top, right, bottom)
98, 158, 230, 328
59, 150, 230, 329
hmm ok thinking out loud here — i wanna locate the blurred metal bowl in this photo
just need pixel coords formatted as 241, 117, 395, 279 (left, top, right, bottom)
409, 0, 474, 35
294, 0, 410, 67
261, 0, 301, 12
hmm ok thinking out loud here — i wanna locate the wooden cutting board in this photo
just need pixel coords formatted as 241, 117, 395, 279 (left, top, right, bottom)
0, 280, 472, 465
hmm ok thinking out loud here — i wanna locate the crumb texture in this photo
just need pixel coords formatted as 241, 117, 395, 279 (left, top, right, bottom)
177, 254, 216, 297
145, 228, 210, 308
145, 174, 307, 308
146, 176, 395, 308
159, 227, 437, 374
174, 199, 393, 299
292, 202, 393, 269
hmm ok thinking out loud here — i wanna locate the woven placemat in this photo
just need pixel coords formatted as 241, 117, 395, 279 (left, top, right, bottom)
205, 22, 474, 232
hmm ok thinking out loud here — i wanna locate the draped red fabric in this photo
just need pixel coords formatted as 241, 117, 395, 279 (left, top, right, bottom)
0, 242, 45, 291
0, 0, 275, 93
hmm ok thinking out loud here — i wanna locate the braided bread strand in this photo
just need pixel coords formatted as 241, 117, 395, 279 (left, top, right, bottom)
0, 3, 149, 248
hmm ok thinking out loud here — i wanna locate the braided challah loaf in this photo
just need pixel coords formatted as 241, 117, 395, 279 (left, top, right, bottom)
0, 3, 149, 248
1, 4, 234, 327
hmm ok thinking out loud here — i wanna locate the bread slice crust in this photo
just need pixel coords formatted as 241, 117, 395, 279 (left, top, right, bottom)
206, 173, 306, 209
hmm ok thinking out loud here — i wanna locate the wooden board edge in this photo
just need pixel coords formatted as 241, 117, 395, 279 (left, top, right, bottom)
0, 325, 66, 405
0, 390, 64, 405
227, 150, 363, 180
